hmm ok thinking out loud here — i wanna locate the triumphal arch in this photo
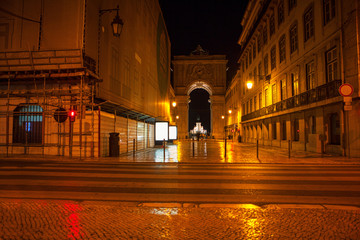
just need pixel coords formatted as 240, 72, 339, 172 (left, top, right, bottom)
172, 45, 227, 139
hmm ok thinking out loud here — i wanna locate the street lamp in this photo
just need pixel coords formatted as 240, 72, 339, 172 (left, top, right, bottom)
100, 5, 124, 37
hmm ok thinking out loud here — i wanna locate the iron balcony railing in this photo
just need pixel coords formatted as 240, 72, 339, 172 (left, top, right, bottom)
242, 79, 342, 122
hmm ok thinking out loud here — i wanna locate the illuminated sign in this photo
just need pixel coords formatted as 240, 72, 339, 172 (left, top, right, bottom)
169, 126, 177, 140
155, 121, 169, 141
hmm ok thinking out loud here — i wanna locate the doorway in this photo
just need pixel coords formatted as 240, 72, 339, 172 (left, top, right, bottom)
188, 89, 211, 137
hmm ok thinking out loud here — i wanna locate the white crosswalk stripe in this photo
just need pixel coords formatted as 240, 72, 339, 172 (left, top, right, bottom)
1, 163, 360, 205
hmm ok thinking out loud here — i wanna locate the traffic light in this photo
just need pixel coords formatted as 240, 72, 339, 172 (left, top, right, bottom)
69, 109, 77, 122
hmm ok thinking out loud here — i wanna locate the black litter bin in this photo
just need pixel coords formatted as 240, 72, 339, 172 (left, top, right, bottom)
109, 132, 119, 157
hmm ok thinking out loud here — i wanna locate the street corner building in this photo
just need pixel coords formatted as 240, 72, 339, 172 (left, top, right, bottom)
225, 0, 360, 157
0, 0, 172, 157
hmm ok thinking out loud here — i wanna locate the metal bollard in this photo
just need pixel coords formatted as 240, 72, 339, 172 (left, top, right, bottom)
224, 138, 227, 158
133, 139, 135, 157
192, 138, 195, 157
163, 139, 166, 161
288, 140, 291, 158
256, 139, 259, 159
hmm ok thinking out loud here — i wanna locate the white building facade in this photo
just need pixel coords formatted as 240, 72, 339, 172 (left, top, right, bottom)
226, 0, 360, 157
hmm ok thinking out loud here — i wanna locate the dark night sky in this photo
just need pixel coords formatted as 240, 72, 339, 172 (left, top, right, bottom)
159, 0, 249, 133
159, 0, 249, 81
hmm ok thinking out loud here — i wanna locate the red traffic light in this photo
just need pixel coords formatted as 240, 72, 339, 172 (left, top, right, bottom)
69, 110, 77, 121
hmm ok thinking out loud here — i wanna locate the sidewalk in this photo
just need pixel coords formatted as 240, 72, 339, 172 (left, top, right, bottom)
1, 140, 360, 165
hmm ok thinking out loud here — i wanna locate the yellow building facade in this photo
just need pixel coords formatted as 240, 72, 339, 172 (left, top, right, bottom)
226, 0, 360, 157
0, 0, 171, 157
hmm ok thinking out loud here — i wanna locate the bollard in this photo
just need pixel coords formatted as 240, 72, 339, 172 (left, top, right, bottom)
224, 138, 227, 158
163, 139, 166, 161
288, 140, 291, 158
133, 139, 135, 157
256, 140, 259, 159
192, 138, 195, 157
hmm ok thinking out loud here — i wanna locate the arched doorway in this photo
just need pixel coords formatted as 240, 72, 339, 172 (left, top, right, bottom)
188, 89, 211, 137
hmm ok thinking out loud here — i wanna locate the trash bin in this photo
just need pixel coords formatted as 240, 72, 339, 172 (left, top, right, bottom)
109, 132, 119, 157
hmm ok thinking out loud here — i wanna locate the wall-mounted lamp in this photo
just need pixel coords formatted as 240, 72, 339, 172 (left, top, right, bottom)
100, 5, 124, 37
221, 115, 225, 119
246, 80, 254, 89
176, 115, 179, 119
228, 109, 232, 114
172, 102, 177, 107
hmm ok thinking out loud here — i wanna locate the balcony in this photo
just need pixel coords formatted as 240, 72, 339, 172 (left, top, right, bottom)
242, 80, 341, 122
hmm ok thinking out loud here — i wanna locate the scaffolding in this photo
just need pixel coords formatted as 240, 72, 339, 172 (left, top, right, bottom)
0, 49, 156, 158
0, 49, 100, 158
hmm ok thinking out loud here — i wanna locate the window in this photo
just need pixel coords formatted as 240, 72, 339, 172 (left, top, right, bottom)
304, 5, 314, 42
281, 79, 287, 100
272, 84, 277, 104
263, 24, 268, 45
326, 47, 338, 82
306, 60, 315, 90
13, 105, 43, 144
291, 73, 299, 96
245, 54, 248, 69
270, 14, 275, 37
279, 35, 286, 63
253, 43, 256, 59
258, 62, 262, 80
264, 54, 269, 75
293, 119, 300, 141
250, 99, 253, 112
254, 96, 257, 110
242, 104, 245, 115
270, 46, 276, 70
249, 49, 252, 65
278, 0, 285, 26
289, 22, 298, 54
253, 68, 257, 83
265, 88, 269, 106
289, 0, 297, 12
257, 34, 262, 53
282, 120, 287, 140
323, 0, 335, 25
259, 93, 262, 109
329, 113, 340, 145
272, 122, 277, 139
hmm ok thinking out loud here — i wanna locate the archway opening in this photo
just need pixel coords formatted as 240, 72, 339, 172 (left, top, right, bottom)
188, 89, 211, 137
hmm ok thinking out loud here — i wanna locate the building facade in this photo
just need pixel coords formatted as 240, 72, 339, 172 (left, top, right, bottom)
0, 0, 172, 157
226, 0, 360, 157
172, 46, 227, 139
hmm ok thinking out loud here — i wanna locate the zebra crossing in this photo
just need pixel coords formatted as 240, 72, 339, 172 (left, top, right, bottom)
0, 162, 360, 206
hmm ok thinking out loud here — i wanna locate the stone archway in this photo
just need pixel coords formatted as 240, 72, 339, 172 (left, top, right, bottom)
171, 46, 227, 139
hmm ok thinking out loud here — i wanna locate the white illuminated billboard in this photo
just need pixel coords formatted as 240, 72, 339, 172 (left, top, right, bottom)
169, 126, 177, 140
155, 121, 169, 141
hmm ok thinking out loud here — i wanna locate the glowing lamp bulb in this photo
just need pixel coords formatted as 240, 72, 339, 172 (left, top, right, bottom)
246, 81, 253, 89
228, 109, 232, 114
176, 115, 179, 119
221, 115, 225, 119
172, 102, 177, 107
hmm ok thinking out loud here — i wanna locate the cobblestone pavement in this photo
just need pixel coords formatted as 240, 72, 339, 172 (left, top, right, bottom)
0, 199, 359, 240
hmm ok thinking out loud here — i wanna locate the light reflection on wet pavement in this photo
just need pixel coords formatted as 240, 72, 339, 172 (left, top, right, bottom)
0, 199, 359, 240
112, 140, 360, 164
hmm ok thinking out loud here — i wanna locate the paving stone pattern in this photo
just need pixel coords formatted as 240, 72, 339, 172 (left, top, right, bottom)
0, 200, 359, 239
